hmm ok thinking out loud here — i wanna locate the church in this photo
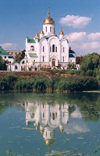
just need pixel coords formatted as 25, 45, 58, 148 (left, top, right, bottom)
8, 11, 76, 71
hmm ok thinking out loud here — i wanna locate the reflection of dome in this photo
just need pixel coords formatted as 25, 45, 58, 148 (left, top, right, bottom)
44, 139, 55, 147
35, 33, 39, 38
59, 31, 64, 35
60, 127, 64, 133
43, 12, 55, 25
40, 129, 44, 134
40, 30, 44, 34
35, 125, 39, 130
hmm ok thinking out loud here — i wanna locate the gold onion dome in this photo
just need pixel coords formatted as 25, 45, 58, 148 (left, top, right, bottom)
59, 31, 64, 35
40, 30, 44, 34
35, 33, 39, 38
43, 11, 55, 25
60, 127, 64, 133
44, 139, 55, 146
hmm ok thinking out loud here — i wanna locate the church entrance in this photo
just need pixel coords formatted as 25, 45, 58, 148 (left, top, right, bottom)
52, 59, 56, 66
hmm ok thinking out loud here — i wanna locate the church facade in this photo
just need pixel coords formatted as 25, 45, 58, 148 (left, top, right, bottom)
8, 11, 76, 71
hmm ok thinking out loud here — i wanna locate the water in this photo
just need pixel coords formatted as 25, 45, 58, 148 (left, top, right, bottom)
0, 92, 100, 156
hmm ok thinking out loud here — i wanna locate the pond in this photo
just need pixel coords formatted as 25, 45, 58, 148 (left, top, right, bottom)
0, 92, 100, 156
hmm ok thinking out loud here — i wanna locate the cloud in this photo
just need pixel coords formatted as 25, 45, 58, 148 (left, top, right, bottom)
81, 41, 100, 49
64, 121, 89, 134
0, 43, 16, 50
66, 32, 87, 42
59, 15, 91, 28
88, 33, 100, 40
71, 109, 82, 118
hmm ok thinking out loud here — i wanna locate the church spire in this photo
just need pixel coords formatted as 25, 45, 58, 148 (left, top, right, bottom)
48, 7, 50, 17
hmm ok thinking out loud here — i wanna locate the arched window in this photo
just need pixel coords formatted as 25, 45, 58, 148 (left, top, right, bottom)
56, 47, 57, 52
52, 44, 55, 52
50, 27, 52, 32
15, 65, 18, 70
63, 56, 64, 62
63, 47, 64, 52
52, 113, 55, 120
30, 45, 34, 51
50, 47, 51, 52
43, 46, 44, 52
45, 27, 47, 32
43, 56, 44, 62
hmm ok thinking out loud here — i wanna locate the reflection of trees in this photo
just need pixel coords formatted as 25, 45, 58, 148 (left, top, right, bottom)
65, 93, 100, 122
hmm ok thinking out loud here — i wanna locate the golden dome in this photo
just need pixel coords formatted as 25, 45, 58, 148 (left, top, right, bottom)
43, 11, 55, 25
44, 139, 55, 146
60, 127, 64, 133
59, 31, 64, 35
35, 125, 39, 130
35, 33, 39, 38
40, 129, 44, 134
40, 30, 44, 34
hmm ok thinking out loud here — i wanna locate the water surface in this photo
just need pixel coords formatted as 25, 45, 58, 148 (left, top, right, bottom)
0, 92, 100, 156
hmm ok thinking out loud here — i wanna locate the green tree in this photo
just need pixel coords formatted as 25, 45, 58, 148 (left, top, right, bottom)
80, 53, 100, 76
0, 56, 7, 70
15, 50, 25, 63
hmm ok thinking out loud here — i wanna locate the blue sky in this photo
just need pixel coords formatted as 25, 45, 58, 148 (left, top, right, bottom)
0, 0, 100, 55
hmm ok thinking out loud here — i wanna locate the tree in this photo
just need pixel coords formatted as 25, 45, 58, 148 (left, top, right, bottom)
0, 56, 7, 70
15, 50, 25, 63
80, 53, 100, 76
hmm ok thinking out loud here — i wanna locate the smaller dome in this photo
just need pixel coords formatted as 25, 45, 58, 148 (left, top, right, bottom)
40, 30, 44, 34
60, 127, 64, 133
35, 33, 39, 38
44, 139, 55, 146
59, 31, 64, 35
35, 125, 39, 130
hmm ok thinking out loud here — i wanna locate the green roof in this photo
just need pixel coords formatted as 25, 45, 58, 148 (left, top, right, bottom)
29, 53, 38, 57
44, 36, 49, 40
27, 37, 36, 43
0, 47, 8, 55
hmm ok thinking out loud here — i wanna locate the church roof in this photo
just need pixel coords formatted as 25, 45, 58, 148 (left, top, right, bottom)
0, 46, 8, 55
43, 10, 55, 25
29, 53, 38, 58
69, 49, 75, 54
69, 54, 75, 58
27, 38, 36, 43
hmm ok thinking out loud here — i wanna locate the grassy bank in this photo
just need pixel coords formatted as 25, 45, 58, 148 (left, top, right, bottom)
0, 73, 98, 92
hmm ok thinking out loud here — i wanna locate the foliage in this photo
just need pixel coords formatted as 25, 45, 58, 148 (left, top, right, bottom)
15, 50, 25, 63
80, 53, 100, 77
0, 56, 7, 70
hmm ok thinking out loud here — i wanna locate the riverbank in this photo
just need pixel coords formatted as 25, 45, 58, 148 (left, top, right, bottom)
0, 72, 98, 92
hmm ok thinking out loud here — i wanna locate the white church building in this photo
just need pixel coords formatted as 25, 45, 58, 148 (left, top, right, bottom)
8, 11, 76, 71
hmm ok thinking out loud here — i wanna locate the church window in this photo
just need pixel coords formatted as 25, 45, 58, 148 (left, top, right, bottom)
43, 56, 44, 62
52, 44, 55, 52
63, 47, 64, 52
22, 61, 25, 64
43, 46, 44, 52
63, 56, 64, 62
50, 47, 51, 52
50, 27, 52, 32
52, 113, 55, 120
56, 112, 57, 117
45, 27, 47, 32
30, 45, 34, 51
43, 112, 45, 118
56, 47, 57, 52
15, 65, 18, 70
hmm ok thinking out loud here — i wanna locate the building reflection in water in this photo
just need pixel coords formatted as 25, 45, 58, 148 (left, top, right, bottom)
25, 101, 69, 147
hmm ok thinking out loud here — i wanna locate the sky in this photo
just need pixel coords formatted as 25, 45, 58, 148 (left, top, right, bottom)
0, 0, 100, 55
